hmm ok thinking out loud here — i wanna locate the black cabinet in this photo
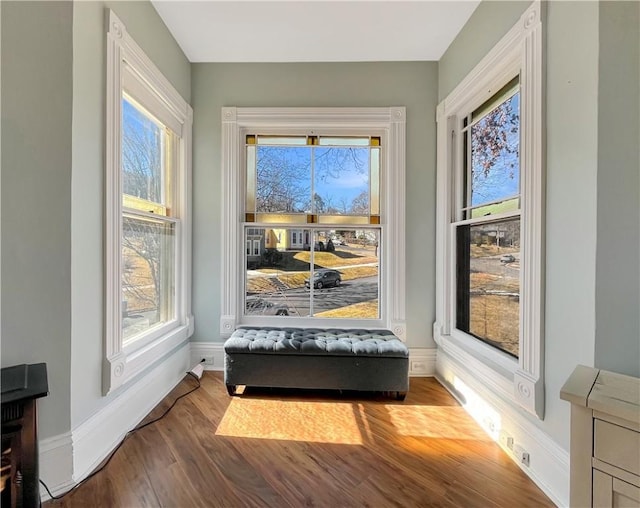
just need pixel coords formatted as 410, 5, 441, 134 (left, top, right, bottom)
1, 364, 48, 508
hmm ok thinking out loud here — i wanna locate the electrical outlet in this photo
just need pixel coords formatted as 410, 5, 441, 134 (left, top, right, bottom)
514, 444, 530, 467
498, 431, 514, 450
410, 361, 428, 374
201, 356, 214, 366
483, 417, 496, 433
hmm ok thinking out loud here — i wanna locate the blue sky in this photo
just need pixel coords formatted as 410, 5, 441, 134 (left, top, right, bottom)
470, 93, 520, 207
256, 145, 371, 213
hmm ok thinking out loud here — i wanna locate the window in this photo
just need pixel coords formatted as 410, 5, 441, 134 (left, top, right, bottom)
121, 97, 178, 343
221, 107, 406, 336
456, 80, 521, 358
105, 11, 193, 394
435, 2, 544, 417
243, 135, 382, 320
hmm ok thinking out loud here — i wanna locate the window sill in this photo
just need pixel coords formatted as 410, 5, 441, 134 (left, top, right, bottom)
103, 315, 194, 395
434, 321, 544, 418
434, 322, 515, 400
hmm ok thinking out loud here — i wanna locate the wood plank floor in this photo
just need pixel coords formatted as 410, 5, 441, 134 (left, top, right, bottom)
46, 372, 554, 507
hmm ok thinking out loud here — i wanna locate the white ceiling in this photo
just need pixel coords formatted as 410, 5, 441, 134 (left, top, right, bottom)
151, 1, 481, 63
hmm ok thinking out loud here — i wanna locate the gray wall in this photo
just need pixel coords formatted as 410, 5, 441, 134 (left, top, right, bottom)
0, 0, 190, 439
191, 62, 438, 349
595, 1, 640, 377
70, 1, 191, 427
438, 1, 529, 101
439, 1, 601, 448
1, 1, 73, 438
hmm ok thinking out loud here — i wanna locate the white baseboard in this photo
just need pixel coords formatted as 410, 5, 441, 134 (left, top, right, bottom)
436, 348, 569, 507
39, 432, 74, 498
190, 341, 225, 370
190, 342, 437, 378
72, 344, 190, 482
408, 347, 437, 376
39, 345, 191, 501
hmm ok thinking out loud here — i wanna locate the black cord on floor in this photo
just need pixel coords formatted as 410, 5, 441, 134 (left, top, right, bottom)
39, 372, 201, 502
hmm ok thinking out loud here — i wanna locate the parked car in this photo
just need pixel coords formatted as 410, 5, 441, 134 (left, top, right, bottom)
500, 254, 516, 264
246, 297, 289, 316
304, 269, 342, 289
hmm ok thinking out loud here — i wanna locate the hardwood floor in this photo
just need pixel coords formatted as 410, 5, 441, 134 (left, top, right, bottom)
46, 373, 554, 507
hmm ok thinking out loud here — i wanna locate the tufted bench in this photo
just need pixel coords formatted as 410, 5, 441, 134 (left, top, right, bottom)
223, 327, 409, 400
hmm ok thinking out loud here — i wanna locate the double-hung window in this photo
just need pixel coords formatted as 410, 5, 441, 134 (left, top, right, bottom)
435, 2, 544, 417
243, 134, 382, 321
104, 11, 193, 394
221, 108, 406, 337
456, 78, 521, 359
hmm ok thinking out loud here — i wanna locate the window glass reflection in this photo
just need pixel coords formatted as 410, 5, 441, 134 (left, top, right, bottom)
244, 227, 379, 319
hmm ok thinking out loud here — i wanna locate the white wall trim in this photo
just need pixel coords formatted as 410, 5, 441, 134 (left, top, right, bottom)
435, 0, 546, 418
189, 341, 436, 378
190, 341, 225, 371
408, 348, 437, 377
437, 348, 568, 507
220, 106, 406, 338
39, 345, 190, 500
104, 10, 194, 395
39, 432, 74, 500
73, 344, 190, 485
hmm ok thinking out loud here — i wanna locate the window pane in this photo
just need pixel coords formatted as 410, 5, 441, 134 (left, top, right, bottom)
318, 137, 370, 146
468, 91, 520, 211
244, 227, 379, 319
122, 97, 165, 205
470, 197, 519, 219
309, 229, 379, 319
370, 147, 380, 216
456, 218, 520, 358
245, 145, 256, 213
256, 146, 311, 213
122, 215, 175, 343
317, 215, 371, 225
314, 147, 369, 215
257, 136, 308, 146
245, 226, 310, 317
248, 140, 380, 220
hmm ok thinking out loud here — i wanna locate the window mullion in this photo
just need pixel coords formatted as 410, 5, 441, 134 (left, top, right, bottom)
452, 209, 521, 228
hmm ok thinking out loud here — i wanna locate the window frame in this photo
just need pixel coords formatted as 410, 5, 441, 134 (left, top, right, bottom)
435, 1, 545, 418
455, 85, 522, 359
221, 107, 406, 336
105, 11, 193, 395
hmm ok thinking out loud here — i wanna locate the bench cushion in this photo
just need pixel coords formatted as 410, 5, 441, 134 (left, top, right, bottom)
225, 327, 408, 358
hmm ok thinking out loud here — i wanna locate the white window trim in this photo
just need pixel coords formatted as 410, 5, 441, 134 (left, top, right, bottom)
434, 1, 545, 418
221, 107, 406, 338
104, 11, 193, 395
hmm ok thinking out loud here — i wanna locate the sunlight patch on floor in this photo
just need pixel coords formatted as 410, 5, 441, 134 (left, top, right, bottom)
453, 376, 503, 442
216, 398, 363, 444
384, 405, 492, 440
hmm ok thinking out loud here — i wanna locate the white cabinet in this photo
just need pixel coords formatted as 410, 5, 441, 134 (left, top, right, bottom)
561, 366, 640, 508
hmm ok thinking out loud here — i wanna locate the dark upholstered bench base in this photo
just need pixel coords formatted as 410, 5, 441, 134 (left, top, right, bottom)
224, 327, 409, 400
